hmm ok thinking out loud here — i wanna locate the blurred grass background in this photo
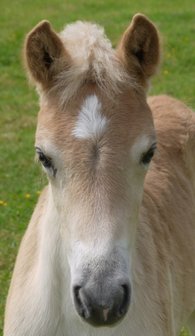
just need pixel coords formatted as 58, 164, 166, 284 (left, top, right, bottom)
0, 0, 194, 335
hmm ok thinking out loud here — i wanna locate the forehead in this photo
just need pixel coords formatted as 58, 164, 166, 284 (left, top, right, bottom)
36, 86, 154, 155
36, 21, 155, 150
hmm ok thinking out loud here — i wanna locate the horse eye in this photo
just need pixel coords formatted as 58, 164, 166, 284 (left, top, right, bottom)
35, 147, 52, 169
141, 143, 157, 166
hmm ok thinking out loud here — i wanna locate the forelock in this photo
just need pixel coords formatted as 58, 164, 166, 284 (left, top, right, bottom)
47, 21, 135, 106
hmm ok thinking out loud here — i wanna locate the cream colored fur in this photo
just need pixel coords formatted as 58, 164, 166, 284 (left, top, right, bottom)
4, 96, 195, 336
52, 21, 133, 106
4, 14, 195, 336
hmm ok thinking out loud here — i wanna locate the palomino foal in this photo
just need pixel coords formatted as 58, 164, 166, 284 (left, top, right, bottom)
4, 14, 195, 336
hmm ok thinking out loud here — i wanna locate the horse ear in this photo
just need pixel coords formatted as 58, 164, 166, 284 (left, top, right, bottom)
117, 14, 161, 88
24, 20, 70, 88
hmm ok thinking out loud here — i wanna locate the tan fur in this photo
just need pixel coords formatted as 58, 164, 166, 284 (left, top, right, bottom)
139, 95, 195, 334
4, 14, 195, 336
24, 21, 71, 89
24, 18, 134, 105
117, 14, 161, 88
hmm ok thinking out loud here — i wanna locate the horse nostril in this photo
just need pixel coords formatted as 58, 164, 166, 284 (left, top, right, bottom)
74, 286, 81, 302
73, 282, 131, 326
73, 286, 91, 319
118, 284, 131, 317
73, 287, 83, 315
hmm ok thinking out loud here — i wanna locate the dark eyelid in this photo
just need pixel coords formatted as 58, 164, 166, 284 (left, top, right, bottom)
35, 146, 54, 171
35, 146, 43, 154
35, 146, 51, 159
140, 142, 157, 166
35, 146, 42, 155
151, 142, 157, 151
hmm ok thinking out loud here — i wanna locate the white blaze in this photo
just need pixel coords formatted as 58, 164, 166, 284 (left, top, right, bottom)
72, 95, 108, 139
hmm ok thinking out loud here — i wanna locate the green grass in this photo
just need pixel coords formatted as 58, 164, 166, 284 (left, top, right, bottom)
0, 0, 194, 335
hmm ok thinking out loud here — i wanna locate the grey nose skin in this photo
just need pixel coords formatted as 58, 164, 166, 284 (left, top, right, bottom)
73, 283, 131, 326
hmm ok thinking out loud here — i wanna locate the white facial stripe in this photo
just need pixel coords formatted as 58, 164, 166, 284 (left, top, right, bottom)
72, 95, 108, 139
131, 134, 156, 163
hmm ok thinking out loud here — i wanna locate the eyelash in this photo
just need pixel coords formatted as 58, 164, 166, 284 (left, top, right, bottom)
35, 147, 56, 176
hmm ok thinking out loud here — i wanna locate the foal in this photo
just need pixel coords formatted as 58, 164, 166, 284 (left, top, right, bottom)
4, 14, 195, 336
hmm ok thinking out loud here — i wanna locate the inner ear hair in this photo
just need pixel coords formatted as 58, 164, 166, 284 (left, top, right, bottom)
43, 49, 54, 69
24, 20, 69, 87
117, 14, 161, 88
